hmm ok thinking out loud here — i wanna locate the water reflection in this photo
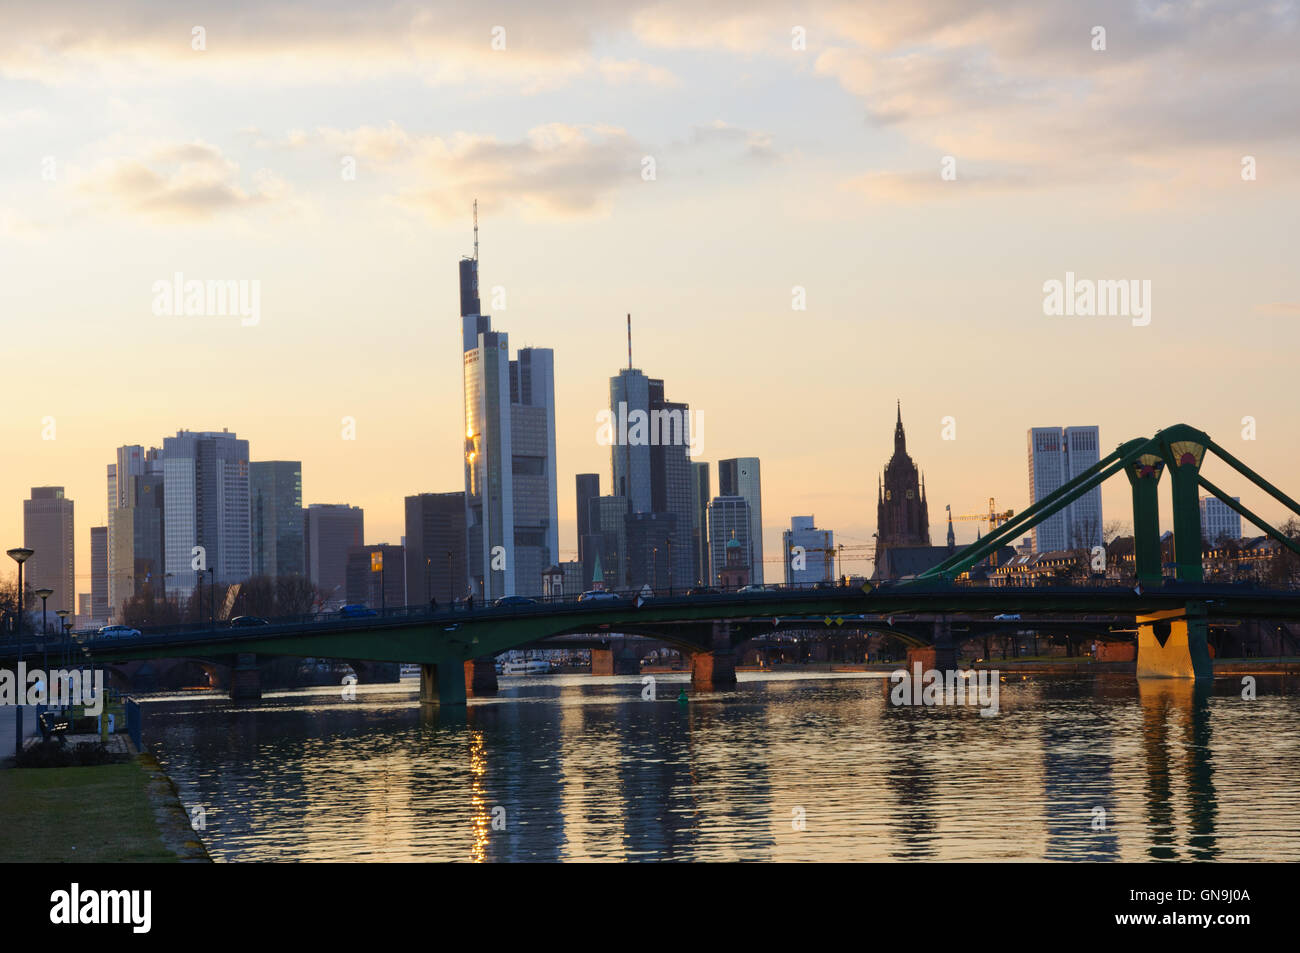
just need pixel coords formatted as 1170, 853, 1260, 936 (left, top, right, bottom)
143, 672, 1300, 862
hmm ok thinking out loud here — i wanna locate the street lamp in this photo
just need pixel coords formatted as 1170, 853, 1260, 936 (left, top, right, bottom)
7, 547, 34, 661
34, 587, 52, 671
35, 587, 52, 636
55, 609, 70, 668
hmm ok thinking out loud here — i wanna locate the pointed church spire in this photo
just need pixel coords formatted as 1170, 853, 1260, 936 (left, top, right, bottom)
894, 401, 907, 455
946, 504, 955, 553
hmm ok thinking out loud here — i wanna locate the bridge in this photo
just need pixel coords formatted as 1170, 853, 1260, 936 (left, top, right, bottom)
5, 423, 1298, 704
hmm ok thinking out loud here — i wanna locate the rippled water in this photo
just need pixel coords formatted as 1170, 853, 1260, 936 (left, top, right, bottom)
144, 672, 1300, 862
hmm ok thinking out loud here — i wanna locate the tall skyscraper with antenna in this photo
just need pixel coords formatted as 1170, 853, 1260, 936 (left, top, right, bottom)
460, 205, 557, 599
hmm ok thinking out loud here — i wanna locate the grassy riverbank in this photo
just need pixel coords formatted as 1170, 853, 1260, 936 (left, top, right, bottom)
0, 754, 209, 863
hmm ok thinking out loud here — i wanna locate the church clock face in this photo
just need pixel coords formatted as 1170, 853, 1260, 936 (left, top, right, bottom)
885, 490, 892, 501
906, 489, 915, 499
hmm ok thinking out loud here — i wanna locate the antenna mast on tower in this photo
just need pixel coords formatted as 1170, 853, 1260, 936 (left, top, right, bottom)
627, 313, 632, 370
473, 199, 479, 262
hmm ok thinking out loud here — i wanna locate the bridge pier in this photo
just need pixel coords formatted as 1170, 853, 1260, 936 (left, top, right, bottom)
420, 662, 467, 706
691, 622, 736, 692
591, 642, 640, 676
229, 653, 262, 701
1136, 604, 1213, 679
465, 657, 498, 696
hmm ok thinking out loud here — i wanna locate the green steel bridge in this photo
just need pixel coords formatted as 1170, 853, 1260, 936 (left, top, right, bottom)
6, 423, 1298, 703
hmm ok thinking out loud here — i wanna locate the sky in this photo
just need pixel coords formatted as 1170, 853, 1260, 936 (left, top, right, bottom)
1, 0, 1298, 597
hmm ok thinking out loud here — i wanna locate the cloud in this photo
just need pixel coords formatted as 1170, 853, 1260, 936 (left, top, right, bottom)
297, 122, 645, 220
0, 1, 675, 93
74, 141, 286, 222
685, 120, 778, 160
1256, 302, 1300, 317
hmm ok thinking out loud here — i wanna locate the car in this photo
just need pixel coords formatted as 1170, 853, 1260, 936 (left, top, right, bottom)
578, 590, 620, 603
812, 581, 836, 590
229, 616, 270, 627
339, 604, 378, 618
686, 586, 721, 596
96, 624, 141, 640
993, 613, 1022, 621
493, 596, 538, 608
738, 585, 770, 594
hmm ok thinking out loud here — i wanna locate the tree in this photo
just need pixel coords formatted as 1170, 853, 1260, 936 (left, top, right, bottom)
1265, 518, 1300, 589
0, 580, 34, 635
1102, 520, 1129, 545
120, 582, 182, 628
275, 575, 319, 616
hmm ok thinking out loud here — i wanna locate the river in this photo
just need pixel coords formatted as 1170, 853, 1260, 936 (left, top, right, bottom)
143, 670, 1300, 862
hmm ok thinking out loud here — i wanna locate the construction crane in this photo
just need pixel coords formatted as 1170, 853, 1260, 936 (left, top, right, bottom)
946, 498, 1016, 567
948, 498, 1014, 529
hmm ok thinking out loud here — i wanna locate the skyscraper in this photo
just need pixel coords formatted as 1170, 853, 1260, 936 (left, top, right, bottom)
110, 470, 165, 615
90, 525, 108, 622
460, 215, 558, 599
589, 495, 629, 590
610, 368, 653, 512
250, 461, 304, 579
404, 492, 467, 605
707, 496, 751, 588
690, 461, 710, 586
783, 516, 835, 586
1027, 425, 1103, 552
107, 444, 162, 617
162, 429, 251, 596
575, 473, 602, 588
23, 487, 74, 619
718, 457, 764, 585
648, 378, 694, 590
304, 503, 364, 603
607, 367, 694, 590
575, 473, 600, 563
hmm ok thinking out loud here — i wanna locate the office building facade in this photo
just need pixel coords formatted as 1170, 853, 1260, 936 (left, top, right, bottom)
90, 525, 108, 622
163, 430, 251, 596
1201, 496, 1242, 544
304, 504, 364, 604
707, 496, 751, 588
404, 492, 468, 605
783, 516, 835, 586
250, 461, 304, 580
460, 239, 558, 600
690, 461, 710, 587
1027, 425, 1103, 552
718, 457, 764, 585
23, 486, 75, 619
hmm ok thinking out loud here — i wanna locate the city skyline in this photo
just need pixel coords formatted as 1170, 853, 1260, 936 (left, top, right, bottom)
4, 1, 1298, 594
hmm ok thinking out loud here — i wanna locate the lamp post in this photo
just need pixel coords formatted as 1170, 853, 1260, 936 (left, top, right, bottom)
56, 609, 70, 669
34, 587, 52, 671
208, 567, 215, 626
446, 551, 453, 604
7, 548, 34, 661
666, 539, 673, 596
7, 547, 33, 753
